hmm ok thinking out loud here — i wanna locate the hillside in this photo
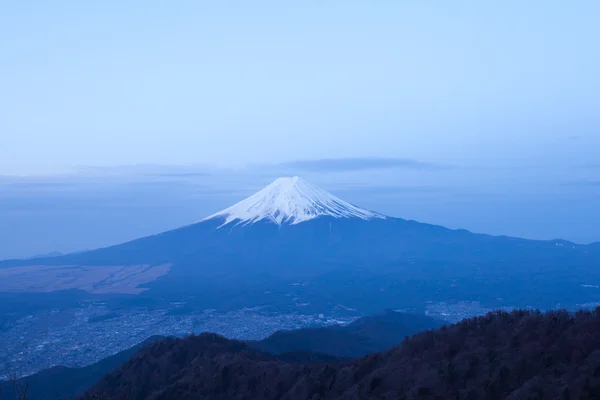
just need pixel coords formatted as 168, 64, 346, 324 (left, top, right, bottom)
250, 310, 444, 358
83, 308, 600, 399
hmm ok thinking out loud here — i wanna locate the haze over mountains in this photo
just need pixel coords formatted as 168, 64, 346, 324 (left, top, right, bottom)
3, 163, 599, 262
1, 177, 599, 313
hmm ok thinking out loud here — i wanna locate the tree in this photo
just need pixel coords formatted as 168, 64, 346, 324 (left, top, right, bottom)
7, 373, 28, 400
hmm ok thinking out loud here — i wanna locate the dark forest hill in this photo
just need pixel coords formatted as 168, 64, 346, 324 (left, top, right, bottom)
83, 308, 600, 400
250, 310, 444, 358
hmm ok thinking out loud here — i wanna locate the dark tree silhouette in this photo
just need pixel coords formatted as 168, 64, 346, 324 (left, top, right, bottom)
81, 308, 600, 399
7, 374, 28, 400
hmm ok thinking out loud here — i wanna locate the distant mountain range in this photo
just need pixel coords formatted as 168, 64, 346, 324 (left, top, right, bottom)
81, 308, 600, 399
0, 311, 443, 400
31, 251, 65, 259
1, 177, 600, 311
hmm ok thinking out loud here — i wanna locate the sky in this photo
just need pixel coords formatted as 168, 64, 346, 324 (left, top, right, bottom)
1, 1, 599, 258
2, 1, 599, 173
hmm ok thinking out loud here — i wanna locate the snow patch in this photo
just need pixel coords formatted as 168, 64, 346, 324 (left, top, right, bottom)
204, 176, 385, 227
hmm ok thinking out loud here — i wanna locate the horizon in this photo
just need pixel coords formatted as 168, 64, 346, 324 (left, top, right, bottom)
1, 169, 599, 261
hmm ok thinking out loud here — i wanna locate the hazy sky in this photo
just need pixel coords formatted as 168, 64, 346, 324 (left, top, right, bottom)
2, 1, 599, 174
1, 2, 599, 258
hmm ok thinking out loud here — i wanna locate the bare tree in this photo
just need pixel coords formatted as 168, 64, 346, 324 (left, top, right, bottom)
1, 367, 28, 400
8, 373, 28, 400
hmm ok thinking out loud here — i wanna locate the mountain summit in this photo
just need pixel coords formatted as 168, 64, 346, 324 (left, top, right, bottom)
204, 176, 384, 227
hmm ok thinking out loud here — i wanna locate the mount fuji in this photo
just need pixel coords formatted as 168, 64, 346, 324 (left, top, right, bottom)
2, 177, 600, 312
203, 176, 385, 227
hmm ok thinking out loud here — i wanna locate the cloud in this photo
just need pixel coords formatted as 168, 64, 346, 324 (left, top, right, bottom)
144, 172, 210, 178
561, 180, 600, 187
576, 164, 600, 169
334, 185, 465, 195
2, 180, 82, 189
276, 157, 450, 172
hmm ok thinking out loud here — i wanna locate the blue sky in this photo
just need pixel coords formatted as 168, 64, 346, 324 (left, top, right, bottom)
2, 1, 599, 174
1, 1, 599, 258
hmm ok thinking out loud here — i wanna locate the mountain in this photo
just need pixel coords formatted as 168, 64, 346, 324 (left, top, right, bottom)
1, 311, 439, 400
32, 251, 64, 259
0, 336, 164, 400
2, 177, 600, 311
82, 308, 600, 400
249, 310, 445, 358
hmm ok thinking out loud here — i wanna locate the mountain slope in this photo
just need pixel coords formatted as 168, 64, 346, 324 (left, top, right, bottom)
82, 308, 600, 400
250, 310, 445, 358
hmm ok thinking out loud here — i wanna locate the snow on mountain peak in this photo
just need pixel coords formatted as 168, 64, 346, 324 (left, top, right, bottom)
204, 176, 385, 227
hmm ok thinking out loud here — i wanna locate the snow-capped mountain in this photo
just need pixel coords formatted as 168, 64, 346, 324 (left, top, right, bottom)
2, 177, 600, 313
204, 176, 384, 227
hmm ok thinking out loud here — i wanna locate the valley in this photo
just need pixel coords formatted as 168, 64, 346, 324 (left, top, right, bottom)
1, 295, 510, 378
0, 302, 355, 378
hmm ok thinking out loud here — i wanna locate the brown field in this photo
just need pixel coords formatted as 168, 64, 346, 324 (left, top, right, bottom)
0, 264, 172, 294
